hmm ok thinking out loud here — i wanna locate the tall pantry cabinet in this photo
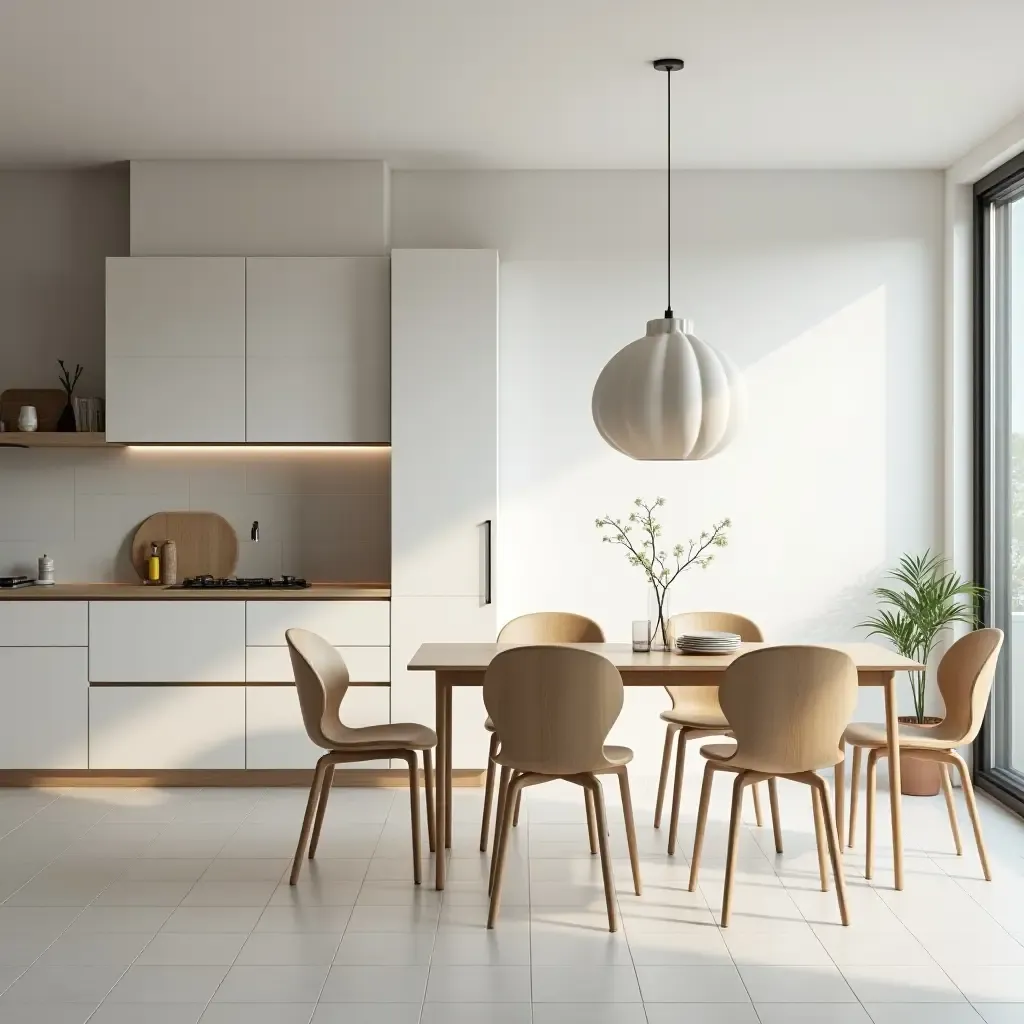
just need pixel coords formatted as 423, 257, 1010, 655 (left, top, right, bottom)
390, 249, 499, 768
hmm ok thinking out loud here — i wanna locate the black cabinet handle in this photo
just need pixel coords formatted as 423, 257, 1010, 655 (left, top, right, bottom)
484, 519, 492, 605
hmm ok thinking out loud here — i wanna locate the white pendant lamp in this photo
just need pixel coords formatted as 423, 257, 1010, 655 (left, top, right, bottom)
592, 58, 744, 461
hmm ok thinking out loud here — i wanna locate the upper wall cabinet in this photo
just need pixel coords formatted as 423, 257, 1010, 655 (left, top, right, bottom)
245, 257, 390, 443
106, 257, 247, 442
105, 256, 390, 444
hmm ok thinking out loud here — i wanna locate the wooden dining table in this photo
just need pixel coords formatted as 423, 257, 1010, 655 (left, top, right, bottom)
408, 641, 924, 892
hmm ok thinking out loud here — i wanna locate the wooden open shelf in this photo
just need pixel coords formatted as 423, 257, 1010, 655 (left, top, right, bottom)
0, 432, 120, 449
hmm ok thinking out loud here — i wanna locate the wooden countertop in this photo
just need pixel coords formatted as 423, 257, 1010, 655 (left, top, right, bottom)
0, 583, 390, 601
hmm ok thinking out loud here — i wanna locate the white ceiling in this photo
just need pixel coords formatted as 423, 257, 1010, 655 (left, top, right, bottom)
1, 0, 1023, 169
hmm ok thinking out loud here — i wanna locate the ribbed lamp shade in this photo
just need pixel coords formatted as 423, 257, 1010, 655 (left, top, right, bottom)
592, 318, 744, 461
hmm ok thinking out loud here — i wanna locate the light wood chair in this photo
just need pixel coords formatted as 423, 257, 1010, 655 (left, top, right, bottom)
286, 627, 437, 886
845, 627, 1003, 882
479, 612, 606, 852
656, 611, 768, 855
688, 645, 858, 927
484, 645, 641, 932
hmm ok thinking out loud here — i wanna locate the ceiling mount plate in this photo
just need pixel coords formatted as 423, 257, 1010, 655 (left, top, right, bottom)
653, 57, 685, 72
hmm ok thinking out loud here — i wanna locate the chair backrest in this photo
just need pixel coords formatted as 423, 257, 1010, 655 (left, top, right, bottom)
285, 627, 350, 750
483, 645, 623, 775
933, 628, 1003, 745
665, 611, 765, 714
718, 645, 858, 774
497, 612, 605, 644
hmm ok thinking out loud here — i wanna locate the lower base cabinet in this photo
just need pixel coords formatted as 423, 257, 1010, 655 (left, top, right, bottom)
244, 685, 391, 769
0, 648, 88, 769
89, 687, 246, 769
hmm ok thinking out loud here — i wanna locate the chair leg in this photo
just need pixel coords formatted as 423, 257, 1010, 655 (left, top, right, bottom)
768, 777, 783, 854
751, 782, 764, 827
512, 790, 523, 828
654, 724, 677, 828
585, 786, 599, 855
688, 760, 716, 892
587, 775, 619, 932
489, 765, 512, 895
939, 761, 963, 857
813, 774, 850, 926
406, 753, 422, 885
865, 748, 878, 881
290, 755, 329, 885
950, 750, 992, 881
848, 746, 863, 849
479, 733, 499, 852
424, 749, 436, 855
487, 773, 525, 929
667, 728, 688, 856
308, 762, 335, 860
617, 766, 642, 896
721, 771, 748, 927
834, 751, 846, 852
811, 782, 830, 892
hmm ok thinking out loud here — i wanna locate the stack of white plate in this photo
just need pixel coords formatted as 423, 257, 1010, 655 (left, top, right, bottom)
676, 630, 742, 655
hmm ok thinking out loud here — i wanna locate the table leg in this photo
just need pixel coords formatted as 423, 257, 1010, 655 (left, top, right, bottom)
434, 676, 447, 890
445, 683, 453, 849
834, 749, 846, 852
884, 673, 904, 890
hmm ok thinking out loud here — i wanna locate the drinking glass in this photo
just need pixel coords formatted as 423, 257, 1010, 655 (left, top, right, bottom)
632, 620, 651, 653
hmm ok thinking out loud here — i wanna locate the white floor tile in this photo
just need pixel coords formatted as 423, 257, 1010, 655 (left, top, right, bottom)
318, 965, 429, 1003
842, 964, 966, 1003
1, 965, 126, 1003
946, 965, 1024, 1003
644, 1007, 760, 1024
636, 965, 750, 1003
864, 1004, 986, 1023
333, 932, 435, 966
197, 1007, 313, 1024
268, 883, 361, 906
93, 881, 194, 906
529, 928, 633, 966
106, 965, 229, 1003
532, 1005, 648, 1024
811, 924, 935, 966
430, 930, 532, 966
531, 965, 642, 1003
345, 905, 439, 933
161, 907, 265, 934
974, 1006, 1024, 1024
121, 859, 212, 882
201, 859, 288, 882
181, 882, 277, 907
65, 906, 173, 933
0, 1005, 102, 1024
254, 906, 352, 934
234, 932, 340, 965
199, 1005, 316, 1024
739, 964, 857, 1003
136, 932, 248, 966
425, 965, 532, 1003
212, 966, 329, 1003
724, 925, 833, 966
90, 1005, 207, 1024
754, 1005, 872, 1024
310, 1003, 420, 1023
419, 1005, 532, 1024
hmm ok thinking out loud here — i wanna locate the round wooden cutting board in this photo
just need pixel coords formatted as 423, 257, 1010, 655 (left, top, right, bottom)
131, 511, 238, 581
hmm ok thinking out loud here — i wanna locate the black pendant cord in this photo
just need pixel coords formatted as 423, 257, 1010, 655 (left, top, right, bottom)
665, 63, 673, 319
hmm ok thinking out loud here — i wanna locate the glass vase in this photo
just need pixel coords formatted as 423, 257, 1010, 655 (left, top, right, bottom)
648, 585, 672, 651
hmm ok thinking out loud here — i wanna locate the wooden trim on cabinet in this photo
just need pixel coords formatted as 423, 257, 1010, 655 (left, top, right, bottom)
0, 768, 485, 788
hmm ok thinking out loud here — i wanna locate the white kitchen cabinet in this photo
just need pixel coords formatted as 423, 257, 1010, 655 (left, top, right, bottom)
389, 595, 491, 770
391, 250, 498, 598
245, 257, 390, 443
105, 257, 246, 442
245, 685, 390, 769
88, 601, 245, 683
246, 645, 389, 684
245, 600, 389, 647
0, 648, 88, 768
0, 602, 87, 647
89, 686, 245, 769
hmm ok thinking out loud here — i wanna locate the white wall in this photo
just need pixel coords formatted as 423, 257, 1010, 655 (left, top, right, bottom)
0, 166, 128, 398
393, 169, 945, 771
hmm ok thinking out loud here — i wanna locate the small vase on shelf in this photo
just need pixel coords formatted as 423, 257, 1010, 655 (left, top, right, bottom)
57, 401, 76, 432
648, 585, 672, 651
56, 359, 83, 433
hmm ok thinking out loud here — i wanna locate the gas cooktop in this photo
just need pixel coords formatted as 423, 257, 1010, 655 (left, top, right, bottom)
180, 575, 310, 590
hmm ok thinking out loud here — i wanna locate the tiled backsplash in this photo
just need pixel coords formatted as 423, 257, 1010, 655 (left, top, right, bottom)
0, 447, 389, 583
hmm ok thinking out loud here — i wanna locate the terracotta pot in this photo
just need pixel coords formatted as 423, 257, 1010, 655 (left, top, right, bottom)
898, 715, 942, 797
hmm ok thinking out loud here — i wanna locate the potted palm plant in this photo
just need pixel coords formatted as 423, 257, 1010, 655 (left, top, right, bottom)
859, 551, 983, 796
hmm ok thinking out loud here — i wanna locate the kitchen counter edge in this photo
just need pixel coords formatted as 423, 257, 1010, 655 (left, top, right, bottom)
0, 583, 390, 601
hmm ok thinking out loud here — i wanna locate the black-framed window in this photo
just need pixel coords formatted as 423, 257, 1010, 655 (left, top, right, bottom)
975, 148, 1024, 815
